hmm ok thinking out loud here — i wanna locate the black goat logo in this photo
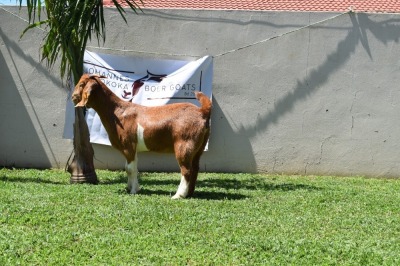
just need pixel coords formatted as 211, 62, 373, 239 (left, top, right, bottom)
122, 70, 166, 101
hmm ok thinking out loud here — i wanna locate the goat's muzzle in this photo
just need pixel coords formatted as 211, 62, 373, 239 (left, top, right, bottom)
71, 93, 81, 106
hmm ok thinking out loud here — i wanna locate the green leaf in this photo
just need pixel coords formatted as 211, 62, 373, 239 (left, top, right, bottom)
20, 20, 48, 39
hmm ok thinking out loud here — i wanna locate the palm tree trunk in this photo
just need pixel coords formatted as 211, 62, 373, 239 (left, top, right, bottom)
66, 46, 98, 184
67, 101, 98, 184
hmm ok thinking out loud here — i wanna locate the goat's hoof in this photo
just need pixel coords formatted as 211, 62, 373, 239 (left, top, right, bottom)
128, 187, 141, 194
171, 194, 186, 199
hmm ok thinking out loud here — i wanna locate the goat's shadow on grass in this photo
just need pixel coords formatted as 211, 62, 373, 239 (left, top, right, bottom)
197, 177, 320, 192
116, 187, 248, 200
101, 174, 127, 185
107, 174, 320, 200
0, 175, 65, 185
110, 176, 247, 200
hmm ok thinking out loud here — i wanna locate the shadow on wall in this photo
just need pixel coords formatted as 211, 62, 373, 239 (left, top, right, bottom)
140, 9, 344, 31
239, 13, 400, 139
0, 50, 51, 168
0, 28, 64, 90
200, 13, 400, 174
204, 97, 257, 173
0, 26, 66, 168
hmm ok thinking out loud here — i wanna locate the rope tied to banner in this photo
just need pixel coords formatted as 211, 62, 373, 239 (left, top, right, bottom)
0, 6, 352, 58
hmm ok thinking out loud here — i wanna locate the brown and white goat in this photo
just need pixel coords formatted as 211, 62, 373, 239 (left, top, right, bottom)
72, 74, 212, 198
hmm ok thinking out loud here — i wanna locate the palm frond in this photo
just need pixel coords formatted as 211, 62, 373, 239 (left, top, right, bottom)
20, 0, 142, 83
20, 19, 47, 38
111, 0, 143, 22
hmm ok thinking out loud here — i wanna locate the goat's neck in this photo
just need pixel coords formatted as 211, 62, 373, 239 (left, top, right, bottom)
92, 84, 121, 109
90, 84, 127, 135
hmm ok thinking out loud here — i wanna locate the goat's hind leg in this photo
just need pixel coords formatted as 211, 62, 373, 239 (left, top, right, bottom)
188, 136, 209, 197
188, 156, 200, 197
172, 162, 191, 199
126, 159, 140, 194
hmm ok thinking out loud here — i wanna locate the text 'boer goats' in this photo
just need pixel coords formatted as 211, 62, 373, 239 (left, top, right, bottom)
72, 74, 212, 199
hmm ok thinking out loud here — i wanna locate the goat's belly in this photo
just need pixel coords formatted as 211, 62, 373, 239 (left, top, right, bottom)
136, 123, 149, 152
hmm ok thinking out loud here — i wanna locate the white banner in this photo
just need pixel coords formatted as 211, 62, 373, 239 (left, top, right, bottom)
64, 51, 213, 147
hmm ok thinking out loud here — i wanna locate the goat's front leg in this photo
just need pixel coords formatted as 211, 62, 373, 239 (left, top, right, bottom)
126, 159, 140, 194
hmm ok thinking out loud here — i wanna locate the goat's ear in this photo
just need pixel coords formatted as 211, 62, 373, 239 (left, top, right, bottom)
75, 87, 92, 108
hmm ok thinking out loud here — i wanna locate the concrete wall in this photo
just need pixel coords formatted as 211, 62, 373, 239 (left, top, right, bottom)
1, 7, 400, 177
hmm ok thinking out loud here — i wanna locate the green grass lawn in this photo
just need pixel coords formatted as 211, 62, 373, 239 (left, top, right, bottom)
1, 168, 400, 265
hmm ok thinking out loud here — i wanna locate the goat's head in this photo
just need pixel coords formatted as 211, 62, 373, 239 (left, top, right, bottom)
72, 74, 106, 108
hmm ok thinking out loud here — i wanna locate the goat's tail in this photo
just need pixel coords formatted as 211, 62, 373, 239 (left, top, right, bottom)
195, 92, 212, 119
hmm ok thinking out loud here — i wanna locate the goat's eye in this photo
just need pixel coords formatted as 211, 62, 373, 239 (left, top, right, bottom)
79, 83, 85, 88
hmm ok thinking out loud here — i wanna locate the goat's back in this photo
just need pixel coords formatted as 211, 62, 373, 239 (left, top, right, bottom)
121, 103, 208, 153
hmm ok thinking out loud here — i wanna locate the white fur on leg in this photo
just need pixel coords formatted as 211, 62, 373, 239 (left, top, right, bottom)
126, 160, 140, 194
172, 175, 189, 199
